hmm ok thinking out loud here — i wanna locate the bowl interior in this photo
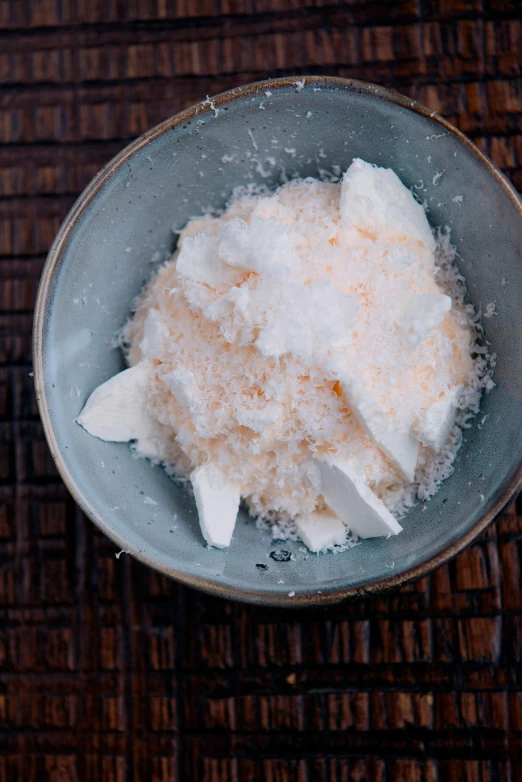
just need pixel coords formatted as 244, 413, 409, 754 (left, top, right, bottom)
37, 77, 522, 605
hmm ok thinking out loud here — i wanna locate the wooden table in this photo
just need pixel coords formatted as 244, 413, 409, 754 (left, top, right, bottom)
1, 2, 521, 779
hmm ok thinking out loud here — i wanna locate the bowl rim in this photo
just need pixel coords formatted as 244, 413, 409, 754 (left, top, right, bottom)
33, 74, 522, 607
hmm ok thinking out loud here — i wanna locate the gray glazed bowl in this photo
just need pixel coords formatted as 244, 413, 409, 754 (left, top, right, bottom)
34, 76, 522, 606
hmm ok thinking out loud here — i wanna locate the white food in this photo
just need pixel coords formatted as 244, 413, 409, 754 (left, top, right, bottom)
340, 157, 436, 251
415, 385, 463, 453
315, 459, 403, 538
295, 510, 347, 552
78, 158, 492, 552
340, 373, 419, 482
77, 362, 163, 459
203, 275, 359, 362
176, 233, 246, 288
190, 463, 240, 548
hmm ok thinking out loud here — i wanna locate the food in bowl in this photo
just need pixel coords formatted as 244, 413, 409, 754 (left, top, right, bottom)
77, 158, 493, 552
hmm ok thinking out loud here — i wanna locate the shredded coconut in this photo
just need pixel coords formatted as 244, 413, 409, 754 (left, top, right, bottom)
483, 302, 497, 319
107, 160, 493, 546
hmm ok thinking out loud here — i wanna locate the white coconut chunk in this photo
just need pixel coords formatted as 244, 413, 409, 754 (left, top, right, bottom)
340, 158, 436, 251
77, 361, 162, 458
415, 385, 463, 452
203, 277, 359, 363
190, 463, 240, 548
295, 510, 347, 552
218, 215, 302, 277
315, 458, 403, 538
176, 232, 246, 288
340, 374, 419, 482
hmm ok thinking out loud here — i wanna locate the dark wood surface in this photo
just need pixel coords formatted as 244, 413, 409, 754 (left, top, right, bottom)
2, 1, 522, 780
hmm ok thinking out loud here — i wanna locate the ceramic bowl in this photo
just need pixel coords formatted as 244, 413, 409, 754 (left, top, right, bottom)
34, 76, 522, 606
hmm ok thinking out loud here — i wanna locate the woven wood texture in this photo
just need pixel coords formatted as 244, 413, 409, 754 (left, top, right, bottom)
2, 1, 522, 780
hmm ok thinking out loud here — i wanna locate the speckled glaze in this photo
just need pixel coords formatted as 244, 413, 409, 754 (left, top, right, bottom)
34, 76, 522, 607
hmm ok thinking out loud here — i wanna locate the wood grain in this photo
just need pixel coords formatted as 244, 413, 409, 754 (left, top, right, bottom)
1, 1, 522, 779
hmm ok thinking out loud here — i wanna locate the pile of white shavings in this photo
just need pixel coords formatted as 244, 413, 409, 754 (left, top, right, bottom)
118, 160, 494, 544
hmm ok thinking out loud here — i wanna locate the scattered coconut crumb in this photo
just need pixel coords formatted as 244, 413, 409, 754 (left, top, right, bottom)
483, 302, 497, 318
203, 95, 219, 117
